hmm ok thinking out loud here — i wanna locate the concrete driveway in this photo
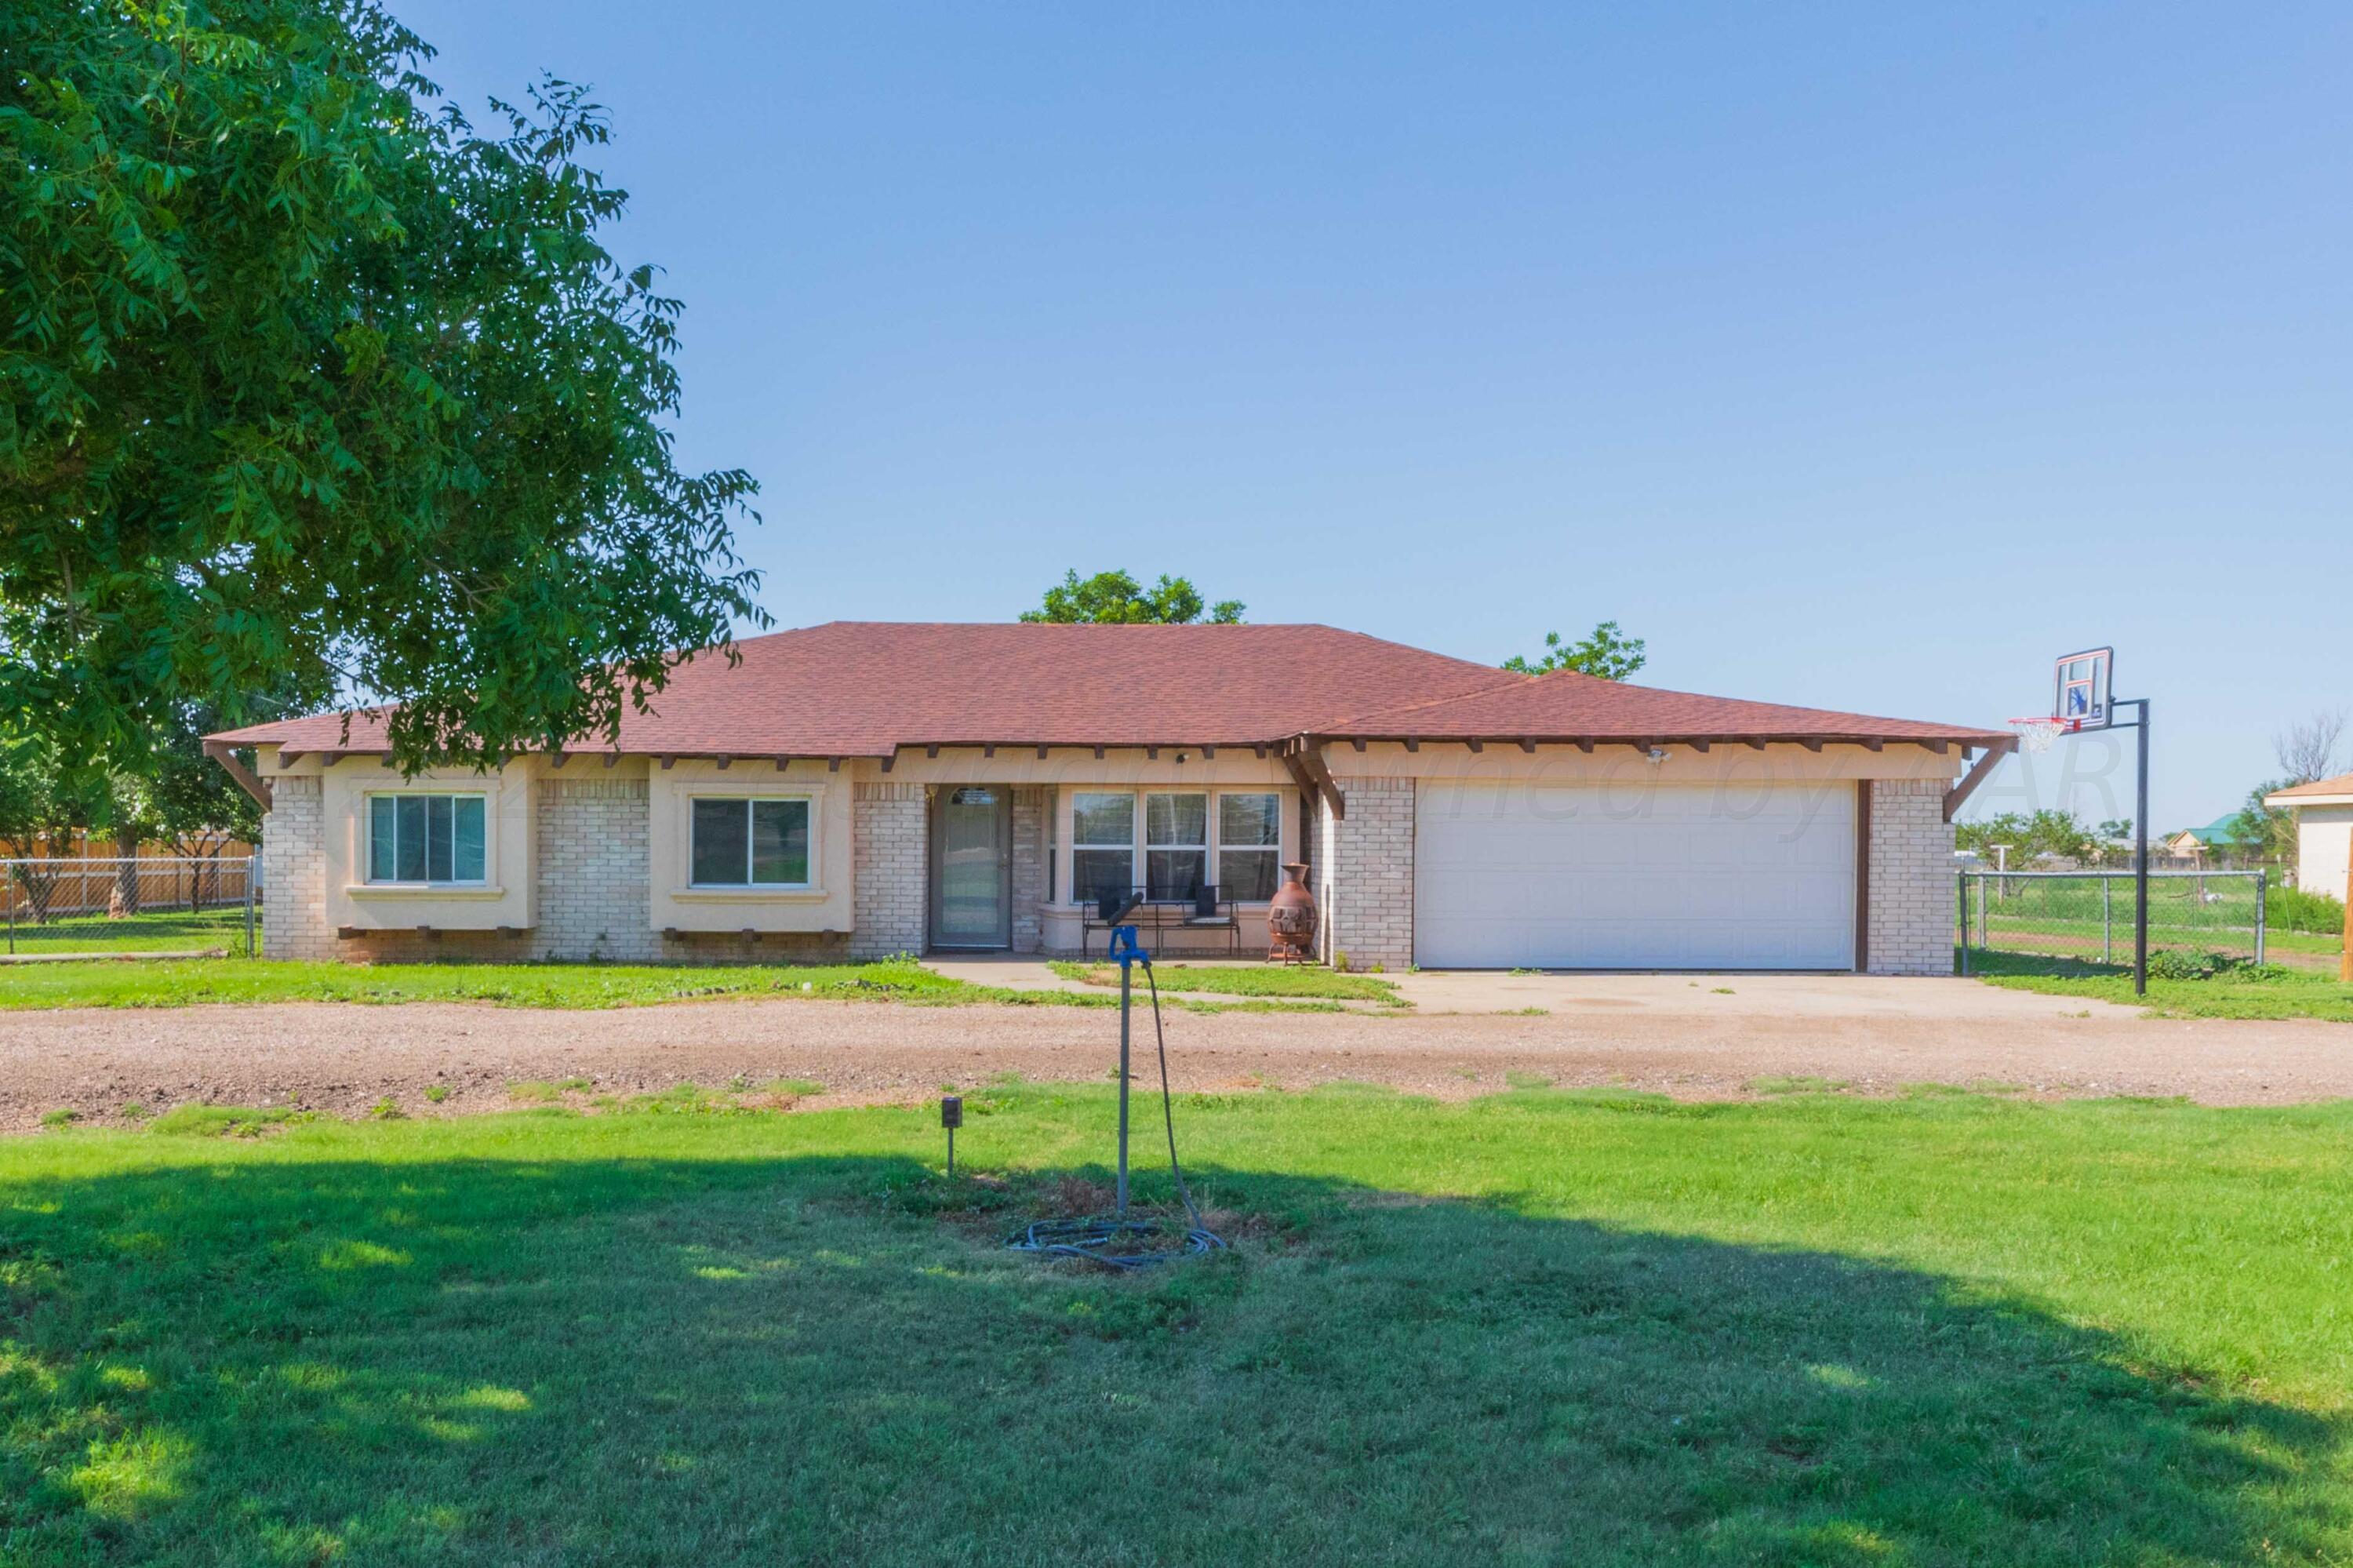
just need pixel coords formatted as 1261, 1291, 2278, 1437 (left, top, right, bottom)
929, 957, 2138, 1021
1385, 970, 2143, 1020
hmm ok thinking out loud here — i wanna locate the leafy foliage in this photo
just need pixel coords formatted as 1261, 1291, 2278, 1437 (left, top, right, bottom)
2268, 883, 2346, 937
0, 1, 764, 777
0, 728, 102, 919
1503, 620, 1646, 681
1955, 809, 2101, 865
0, 729, 89, 857
2228, 782, 2298, 868
1021, 569, 1244, 625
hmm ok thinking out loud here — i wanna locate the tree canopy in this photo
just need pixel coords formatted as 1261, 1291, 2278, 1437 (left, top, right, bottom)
1504, 621, 1646, 682
1, 0, 763, 779
1021, 569, 1244, 625
1955, 809, 2105, 866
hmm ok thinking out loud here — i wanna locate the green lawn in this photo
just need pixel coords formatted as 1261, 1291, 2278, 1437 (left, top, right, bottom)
1973, 950, 2353, 1021
0, 957, 1355, 1014
5, 1089, 2351, 1564
1046, 959, 1406, 1005
0, 907, 249, 958
1962, 879, 2344, 972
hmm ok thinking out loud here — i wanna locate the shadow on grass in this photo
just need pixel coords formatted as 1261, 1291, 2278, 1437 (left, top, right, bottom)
0, 1147, 2340, 1565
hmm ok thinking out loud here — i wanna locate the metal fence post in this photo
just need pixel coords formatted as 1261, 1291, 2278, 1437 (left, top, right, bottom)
2103, 878, 2113, 966
1976, 875, 1988, 958
1957, 873, 1969, 974
2254, 869, 2267, 967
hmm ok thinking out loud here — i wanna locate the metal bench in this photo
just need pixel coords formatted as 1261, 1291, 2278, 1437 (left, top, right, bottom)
1082, 886, 1241, 958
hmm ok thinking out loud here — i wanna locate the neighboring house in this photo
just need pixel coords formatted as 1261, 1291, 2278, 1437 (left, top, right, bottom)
2263, 773, 2353, 901
206, 622, 2011, 974
2162, 815, 2248, 867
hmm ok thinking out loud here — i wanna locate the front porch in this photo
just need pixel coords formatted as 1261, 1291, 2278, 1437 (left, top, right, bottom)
912, 776, 1296, 959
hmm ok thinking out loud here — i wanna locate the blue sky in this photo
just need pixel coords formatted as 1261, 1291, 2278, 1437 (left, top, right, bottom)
393, 2, 2351, 832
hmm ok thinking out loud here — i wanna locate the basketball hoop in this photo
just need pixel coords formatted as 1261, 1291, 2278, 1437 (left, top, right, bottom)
2007, 716, 2074, 753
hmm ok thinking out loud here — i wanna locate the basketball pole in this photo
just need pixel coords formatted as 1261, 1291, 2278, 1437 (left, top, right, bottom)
2115, 696, 2151, 997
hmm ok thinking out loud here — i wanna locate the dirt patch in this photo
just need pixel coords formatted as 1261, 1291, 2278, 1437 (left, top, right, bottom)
0, 996, 2347, 1133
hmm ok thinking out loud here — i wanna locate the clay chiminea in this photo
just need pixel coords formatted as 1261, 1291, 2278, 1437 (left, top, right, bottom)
1267, 862, 1318, 963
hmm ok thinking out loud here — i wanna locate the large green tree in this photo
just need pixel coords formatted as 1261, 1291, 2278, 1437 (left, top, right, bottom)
1, 1, 763, 779
1021, 569, 1244, 625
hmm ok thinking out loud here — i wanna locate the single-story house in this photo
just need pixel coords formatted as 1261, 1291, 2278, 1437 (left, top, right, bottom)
2262, 773, 2353, 902
2161, 815, 2250, 867
205, 622, 2013, 973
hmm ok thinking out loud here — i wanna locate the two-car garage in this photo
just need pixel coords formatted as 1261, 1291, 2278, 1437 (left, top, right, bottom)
1412, 780, 1860, 970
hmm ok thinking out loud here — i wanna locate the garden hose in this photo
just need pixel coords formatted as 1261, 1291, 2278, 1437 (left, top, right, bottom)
1006, 954, 1226, 1269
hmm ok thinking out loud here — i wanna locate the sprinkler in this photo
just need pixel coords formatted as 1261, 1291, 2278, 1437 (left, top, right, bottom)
1006, 893, 1226, 1269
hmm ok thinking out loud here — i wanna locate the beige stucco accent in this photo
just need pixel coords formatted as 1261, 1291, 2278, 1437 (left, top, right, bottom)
318, 756, 536, 933
2287, 802, 2353, 904
1323, 739, 1963, 786
882, 748, 1294, 789
646, 759, 853, 935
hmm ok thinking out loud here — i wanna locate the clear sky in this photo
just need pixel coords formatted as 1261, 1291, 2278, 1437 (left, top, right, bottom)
391, 2, 2351, 833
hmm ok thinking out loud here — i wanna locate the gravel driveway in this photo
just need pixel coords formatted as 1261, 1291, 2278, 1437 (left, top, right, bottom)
2, 992, 2348, 1132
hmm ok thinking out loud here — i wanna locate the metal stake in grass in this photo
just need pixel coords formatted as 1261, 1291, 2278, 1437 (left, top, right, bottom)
940, 1095, 962, 1177
1006, 894, 1224, 1269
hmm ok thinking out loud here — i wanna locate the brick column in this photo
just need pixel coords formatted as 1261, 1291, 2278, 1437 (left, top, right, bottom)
1866, 778, 1955, 976
853, 783, 928, 959
1011, 785, 1049, 954
1318, 777, 1416, 972
259, 776, 332, 959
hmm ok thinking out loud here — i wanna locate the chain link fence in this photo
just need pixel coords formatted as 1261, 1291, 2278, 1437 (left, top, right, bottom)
3, 857, 257, 958
1951, 869, 2347, 974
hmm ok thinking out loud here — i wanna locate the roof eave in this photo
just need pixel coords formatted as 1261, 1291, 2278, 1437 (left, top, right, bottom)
1297, 730, 2009, 751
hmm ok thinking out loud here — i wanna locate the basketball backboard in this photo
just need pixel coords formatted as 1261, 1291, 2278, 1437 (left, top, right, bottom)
2053, 646, 2113, 732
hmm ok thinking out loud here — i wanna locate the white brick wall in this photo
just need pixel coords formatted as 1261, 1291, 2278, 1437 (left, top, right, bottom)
1315, 777, 1415, 972
535, 777, 656, 962
1867, 778, 1955, 977
260, 775, 332, 960
1011, 785, 1049, 954
852, 783, 927, 959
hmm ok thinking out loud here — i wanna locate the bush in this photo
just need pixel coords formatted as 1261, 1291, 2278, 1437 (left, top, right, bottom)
2269, 885, 2347, 937
2143, 950, 2295, 984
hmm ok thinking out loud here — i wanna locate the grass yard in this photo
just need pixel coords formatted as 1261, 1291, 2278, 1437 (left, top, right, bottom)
0, 907, 249, 958
1973, 950, 2353, 1022
1046, 959, 1406, 1005
4, 1088, 2351, 1565
0, 958, 1360, 1014
1964, 878, 2345, 973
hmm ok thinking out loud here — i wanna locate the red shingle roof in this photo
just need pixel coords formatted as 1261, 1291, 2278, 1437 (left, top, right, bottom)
1321, 666, 2009, 746
207, 621, 2007, 755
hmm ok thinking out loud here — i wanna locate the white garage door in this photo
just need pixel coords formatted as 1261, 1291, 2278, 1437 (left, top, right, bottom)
1414, 782, 1857, 970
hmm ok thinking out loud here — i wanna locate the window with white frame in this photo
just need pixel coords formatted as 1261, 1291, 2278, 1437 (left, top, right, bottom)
368, 794, 487, 884
1071, 791, 1135, 905
1217, 792, 1282, 901
689, 797, 812, 887
1145, 792, 1208, 901
1068, 790, 1284, 904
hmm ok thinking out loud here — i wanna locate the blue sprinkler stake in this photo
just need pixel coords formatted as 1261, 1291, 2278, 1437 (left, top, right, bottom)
1106, 922, 1149, 1218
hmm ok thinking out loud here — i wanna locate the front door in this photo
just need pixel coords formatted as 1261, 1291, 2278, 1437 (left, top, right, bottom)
930, 786, 1011, 948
